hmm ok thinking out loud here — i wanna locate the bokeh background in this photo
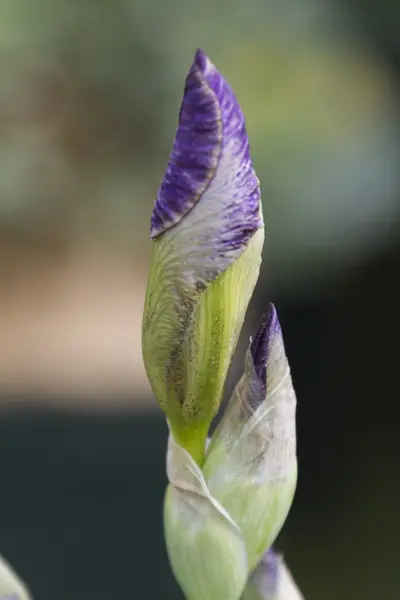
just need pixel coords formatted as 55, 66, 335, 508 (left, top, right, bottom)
1, 0, 400, 598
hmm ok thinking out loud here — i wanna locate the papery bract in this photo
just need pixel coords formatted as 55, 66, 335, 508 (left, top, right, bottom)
203, 305, 297, 570
164, 434, 248, 600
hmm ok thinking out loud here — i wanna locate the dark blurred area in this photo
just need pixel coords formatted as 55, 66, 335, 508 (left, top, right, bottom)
0, 1, 399, 599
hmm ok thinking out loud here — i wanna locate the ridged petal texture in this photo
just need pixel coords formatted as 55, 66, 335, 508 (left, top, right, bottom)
142, 49, 264, 458
203, 305, 297, 570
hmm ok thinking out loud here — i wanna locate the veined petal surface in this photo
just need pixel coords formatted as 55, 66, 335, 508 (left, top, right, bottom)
151, 48, 261, 245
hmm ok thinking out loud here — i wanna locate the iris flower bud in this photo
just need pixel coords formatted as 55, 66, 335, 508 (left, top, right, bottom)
243, 549, 304, 600
203, 304, 297, 571
0, 556, 31, 600
142, 49, 264, 463
142, 48, 299, 600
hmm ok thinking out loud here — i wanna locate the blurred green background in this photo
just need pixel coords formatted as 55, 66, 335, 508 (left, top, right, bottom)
0, 0, 399, 598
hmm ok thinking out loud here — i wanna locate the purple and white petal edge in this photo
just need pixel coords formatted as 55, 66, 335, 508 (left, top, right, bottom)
250, 303, 281, 395
151, 48, 262, 252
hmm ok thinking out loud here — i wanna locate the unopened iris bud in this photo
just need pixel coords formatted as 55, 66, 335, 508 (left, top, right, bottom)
142, 49, 264, 463
243, 549, 304, 600
0, 556, 31, 600
164, 433, 248, 600
203, 304, 297, 571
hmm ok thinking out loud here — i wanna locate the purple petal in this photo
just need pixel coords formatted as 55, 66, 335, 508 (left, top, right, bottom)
250, 303, 281, 395
151, 48, 262, 252
246, 548, 304, 600
246, 548, 280, 597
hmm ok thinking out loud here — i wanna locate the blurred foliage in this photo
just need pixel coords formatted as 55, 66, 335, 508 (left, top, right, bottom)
0, 0, 400, 291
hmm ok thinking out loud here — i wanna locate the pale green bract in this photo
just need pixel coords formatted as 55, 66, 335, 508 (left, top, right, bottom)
164, 434, 248, 600
203, 312, 297, 571
164, 313, 298, 600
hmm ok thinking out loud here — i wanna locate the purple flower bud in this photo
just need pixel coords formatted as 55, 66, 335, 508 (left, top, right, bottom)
247, 303, 289, 415
250, 304, 280, 396
151, 48, 262, 252
143, 49, 265, 461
